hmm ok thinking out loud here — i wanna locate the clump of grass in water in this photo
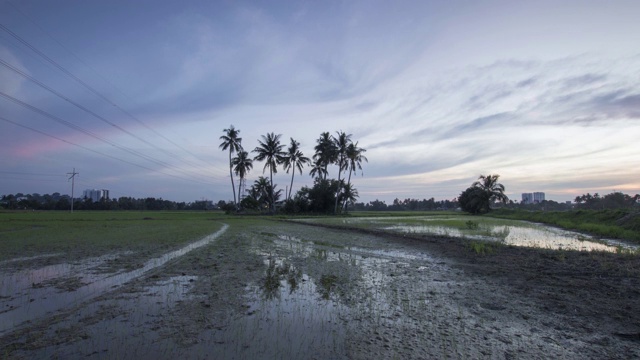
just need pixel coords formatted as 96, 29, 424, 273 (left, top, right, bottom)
318, 274, 339, 300
261, 259, 302, 299
467, 240, 498, 255
465, 220, 479, 230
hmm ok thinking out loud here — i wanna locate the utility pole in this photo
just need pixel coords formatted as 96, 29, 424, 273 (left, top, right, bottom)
67, 168, 79, 213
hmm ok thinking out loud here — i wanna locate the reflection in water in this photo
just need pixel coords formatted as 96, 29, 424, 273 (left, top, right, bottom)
318, 274, 339, 300
381, 221, 633, 252
0, 224, 228, 335
298, 216, 636, 252
261, 259, 302, 300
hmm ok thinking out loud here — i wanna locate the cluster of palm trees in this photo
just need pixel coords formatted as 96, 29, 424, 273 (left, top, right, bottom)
219, 125, 367, 213
458, 174, 509, 214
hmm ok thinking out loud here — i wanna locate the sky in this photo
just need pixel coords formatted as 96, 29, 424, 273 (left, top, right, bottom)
1, 0, 639, 204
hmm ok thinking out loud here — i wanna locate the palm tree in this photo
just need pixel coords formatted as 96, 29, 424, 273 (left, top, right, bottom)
341, 182, 359, 213
219, 125, 242, 205
309, 159, 328, 180
472, 174, 508, 212
231, 150, 253, 207
332, 131, 352, 213
283, 138, 310, 200
252, 132, 285, 211
313, 132, 337, 180
345, 142, 367, 184
342, 142, 367, 210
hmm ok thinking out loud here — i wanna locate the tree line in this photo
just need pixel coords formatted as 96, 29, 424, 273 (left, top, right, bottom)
0, 193, 214, 211
219, 126, 367, 214
457, 174, 639, 214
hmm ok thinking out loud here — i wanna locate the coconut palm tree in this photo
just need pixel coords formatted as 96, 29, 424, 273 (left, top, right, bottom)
345, 142, 367, 189
219, 125, 242, 205
252, 132, 285, 211
313, 132, 337, 180
472, 174, 508, 212
231, 150, 253, 207
342, 141, 367, 210
332, 131, 352, 213
341, 182, 359, 213
309, 159, 328, 180
283, 138, 310, 200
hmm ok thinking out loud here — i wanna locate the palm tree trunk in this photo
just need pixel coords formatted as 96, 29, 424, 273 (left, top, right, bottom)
229, 150, 236, 206
269, 169, 274, 212
237, 176, 243, 209
334, 163, 342, 214
342, 168, 353, 210
289, 171, 295, 200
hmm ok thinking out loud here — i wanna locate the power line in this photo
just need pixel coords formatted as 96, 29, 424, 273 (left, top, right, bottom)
0, 57, 222, 179
0, 22, 220, 172
0, 170, 65, 177
0, 115, 213, 186
0, 90, 220, 184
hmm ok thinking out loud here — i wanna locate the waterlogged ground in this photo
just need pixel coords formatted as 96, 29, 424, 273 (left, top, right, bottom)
1, 218, 639, 359
307, 215, 637, 252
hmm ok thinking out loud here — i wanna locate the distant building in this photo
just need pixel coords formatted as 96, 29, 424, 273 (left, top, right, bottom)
533, 192, 545, 203
521, 193, 534, 204
83, 189, 109, 202
521, 192, 545, 204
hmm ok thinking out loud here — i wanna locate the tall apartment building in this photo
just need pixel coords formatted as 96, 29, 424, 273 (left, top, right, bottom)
521, 192, 545, 204
521, 193, 534, 204
83, 189, 109, 202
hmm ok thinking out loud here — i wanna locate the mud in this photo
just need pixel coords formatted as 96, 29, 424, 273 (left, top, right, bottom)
1, 219, 639, 359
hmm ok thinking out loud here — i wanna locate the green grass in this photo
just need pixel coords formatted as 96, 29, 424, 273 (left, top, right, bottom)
0, 210, 230, 261
467, 240, 498, 255
488, 209, 640, 243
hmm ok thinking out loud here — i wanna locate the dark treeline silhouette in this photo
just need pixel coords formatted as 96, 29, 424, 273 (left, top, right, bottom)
221, 126, 367, 214
573, 191, 639, 210
350, 198, 458, 211
0, 193, 214, 211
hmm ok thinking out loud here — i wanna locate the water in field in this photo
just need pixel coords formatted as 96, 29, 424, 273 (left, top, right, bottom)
306, 216, 636, 252
0, 224, 229, 335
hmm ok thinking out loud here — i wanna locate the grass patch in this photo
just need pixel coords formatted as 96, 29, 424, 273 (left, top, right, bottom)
0, 211, 229, 261
467, 240, 500, 255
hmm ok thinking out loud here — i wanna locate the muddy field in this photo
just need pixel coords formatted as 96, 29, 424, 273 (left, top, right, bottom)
1, 218, 639, 359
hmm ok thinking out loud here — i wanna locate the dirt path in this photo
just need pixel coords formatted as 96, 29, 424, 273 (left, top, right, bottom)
1, 219, 638, 359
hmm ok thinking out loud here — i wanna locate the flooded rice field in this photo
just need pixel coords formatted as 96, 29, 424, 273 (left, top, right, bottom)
301, 215, 637, 252
1, 218, 639, 359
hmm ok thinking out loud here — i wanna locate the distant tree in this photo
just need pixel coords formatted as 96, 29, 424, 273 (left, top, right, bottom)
332, 131, 352, 214
313, 132, 337, 180
341, 182, 359, 213
458, 186, 490, 214
309, 159, 328, 180
232, 150, 253, 207
219, 125, 242, 206
460, 174, 508, 214
253, 133, 285, 211
296, 179, 340, 214
343, 141, 367, 210
283, 138, 310, 200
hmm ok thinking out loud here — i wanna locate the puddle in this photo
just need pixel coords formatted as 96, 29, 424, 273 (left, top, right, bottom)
301, 216, 636, 252
384, 223, 630, 252
0, 224, 228, 336
232, 257, 350, 359
13, 275, 200, 359
0, 253, 64, 265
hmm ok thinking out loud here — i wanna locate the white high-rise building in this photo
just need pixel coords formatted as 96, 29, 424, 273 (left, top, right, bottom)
533, 192, 545, 203
521, 193, 533, 204
83, 189, 109, 202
